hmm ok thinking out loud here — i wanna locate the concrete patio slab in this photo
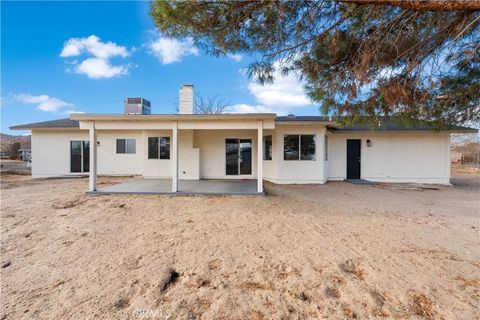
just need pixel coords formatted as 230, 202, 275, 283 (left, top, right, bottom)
90, 178, 262, 196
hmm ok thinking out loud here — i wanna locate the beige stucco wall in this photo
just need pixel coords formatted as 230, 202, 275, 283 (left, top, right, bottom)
31, 129, 89, 178
326, 132, 451, 184
97, 130, 144, 175
30, 126, 451, 185
263, 124, 328, 184
141, 130, 172, 178
194, 129, 259, 179
31, 129, 145, 177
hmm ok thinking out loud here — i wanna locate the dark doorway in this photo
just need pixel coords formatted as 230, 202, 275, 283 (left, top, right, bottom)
346, 139, 361, 179
225, 139, 252, 175
70, 140, 89, 173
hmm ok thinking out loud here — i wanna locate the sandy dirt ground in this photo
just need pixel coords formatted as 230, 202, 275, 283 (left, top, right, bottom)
1, 171, 479, 320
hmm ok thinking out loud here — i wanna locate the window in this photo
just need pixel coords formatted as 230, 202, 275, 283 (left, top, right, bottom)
148, 137, 158, 159
324, 135, 328, 161
148, 137, 170, 159
284, 135, 316, 160
263, 135, 272, 160
116, 139, 136, 154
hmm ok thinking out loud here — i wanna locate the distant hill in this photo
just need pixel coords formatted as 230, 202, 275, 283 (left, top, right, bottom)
1, 133, 31, 150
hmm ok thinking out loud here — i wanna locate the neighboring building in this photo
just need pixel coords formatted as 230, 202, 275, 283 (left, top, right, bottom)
18, 149, 31, 162
10, 85, 477, 193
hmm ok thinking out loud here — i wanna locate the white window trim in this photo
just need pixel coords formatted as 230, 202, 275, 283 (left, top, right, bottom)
148, 137, 170, 160
116, 138, 136, 154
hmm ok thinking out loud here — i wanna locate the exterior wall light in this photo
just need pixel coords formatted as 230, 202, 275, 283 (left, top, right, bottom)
366, 139, 372, 147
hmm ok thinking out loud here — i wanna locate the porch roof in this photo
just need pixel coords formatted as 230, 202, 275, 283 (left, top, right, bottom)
70, 113, 276, 122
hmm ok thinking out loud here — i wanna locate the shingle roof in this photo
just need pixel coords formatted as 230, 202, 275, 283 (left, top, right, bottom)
9, 118, 79, 130
327, 117, 478, 133
277, 115, 478, 133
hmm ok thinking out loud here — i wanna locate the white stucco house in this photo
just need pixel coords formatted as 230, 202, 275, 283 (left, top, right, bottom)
10, 85, 477, 194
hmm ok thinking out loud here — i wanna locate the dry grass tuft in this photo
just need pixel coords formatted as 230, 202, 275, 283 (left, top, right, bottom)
249, 310, 264, 320
52, 197, 86, 209
455, 275, 480, 289
342, 303, 356, 319
411, 293, 435, 319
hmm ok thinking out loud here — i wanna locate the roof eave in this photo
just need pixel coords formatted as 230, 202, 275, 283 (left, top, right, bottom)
9, 126, 80, 130
327, 128, 478, 133
70, 113, 277, 121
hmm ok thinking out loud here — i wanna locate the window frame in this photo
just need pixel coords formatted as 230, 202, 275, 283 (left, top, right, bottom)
263, 135, 272, 161
283, 134, 316, 161
116, 139, 136, 154
147, 137, 170, 160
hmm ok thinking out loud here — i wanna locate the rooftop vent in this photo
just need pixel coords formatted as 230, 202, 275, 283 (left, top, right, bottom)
124, 98, 151, 115
286, 114, 295, 119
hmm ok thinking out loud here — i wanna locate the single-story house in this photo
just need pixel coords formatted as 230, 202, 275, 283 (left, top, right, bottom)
10, 84, 477, 194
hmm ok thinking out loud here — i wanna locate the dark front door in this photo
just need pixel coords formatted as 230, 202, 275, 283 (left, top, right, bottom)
70, 140, 90, 173
225, 139, 252, 175
346, 139, 361, 179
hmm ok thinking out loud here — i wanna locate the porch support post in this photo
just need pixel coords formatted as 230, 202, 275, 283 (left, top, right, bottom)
172, 122, 178, 192
257, 121, 263, 193
89, 122, 97, 192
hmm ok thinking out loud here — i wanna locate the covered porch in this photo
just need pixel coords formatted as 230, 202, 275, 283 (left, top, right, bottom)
91, 178, 261, 195
72, 113, 276, 195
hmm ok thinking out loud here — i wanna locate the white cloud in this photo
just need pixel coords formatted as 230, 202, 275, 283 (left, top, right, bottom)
227, 53, 243, 62
149, 37, 198, 64
63, 109, 85, 115
231, 62, 313, 114
75, 58, 128, 79
227, 104, 277, 114
247, 67, 311, 108
14, 94, 74, 112
60, 35, 130, 79
60, 35, 129, 59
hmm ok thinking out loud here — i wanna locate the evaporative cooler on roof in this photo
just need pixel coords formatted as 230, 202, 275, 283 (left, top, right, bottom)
123, 98, 151, 115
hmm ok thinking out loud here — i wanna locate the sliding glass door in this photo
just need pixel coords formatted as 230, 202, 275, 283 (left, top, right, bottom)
70, 140, 89, 173
225, 139, 252, 175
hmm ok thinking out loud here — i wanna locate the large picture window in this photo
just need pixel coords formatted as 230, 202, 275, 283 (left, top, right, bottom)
116, 139, 136, 154
284, 135, 316, 160
263, 135, 272, 160
148, 137, 170, 159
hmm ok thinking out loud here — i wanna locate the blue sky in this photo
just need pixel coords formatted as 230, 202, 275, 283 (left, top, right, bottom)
1, 1, 319, 135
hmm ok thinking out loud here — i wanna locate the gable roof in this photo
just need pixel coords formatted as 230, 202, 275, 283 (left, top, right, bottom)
9, 118, 79, 130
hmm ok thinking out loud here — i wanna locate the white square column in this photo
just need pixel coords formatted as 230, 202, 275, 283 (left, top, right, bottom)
89, 123, 97, 192
257, 121, 263, 193
172, 122, 178, 192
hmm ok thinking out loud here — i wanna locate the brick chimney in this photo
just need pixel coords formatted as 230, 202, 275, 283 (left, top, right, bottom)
179, 84, 194, 114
